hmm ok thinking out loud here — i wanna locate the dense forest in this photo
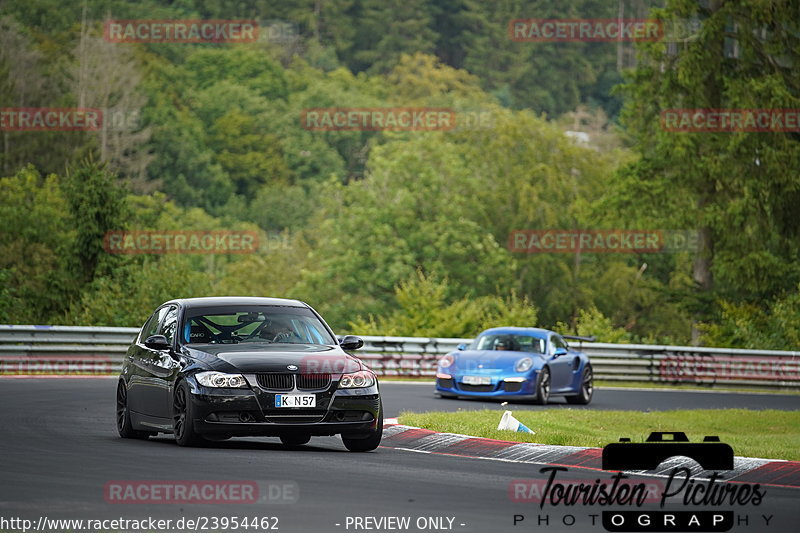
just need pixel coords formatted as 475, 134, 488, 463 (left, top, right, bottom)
1, 0, 798, 349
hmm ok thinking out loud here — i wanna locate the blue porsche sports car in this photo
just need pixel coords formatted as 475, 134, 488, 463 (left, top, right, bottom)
434, 327, 594, 404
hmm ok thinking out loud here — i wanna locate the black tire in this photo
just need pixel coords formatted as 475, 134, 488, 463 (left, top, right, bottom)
280, 434, 312, 447
436, 393, 458, 399
173, 381, 204, 447
116, 380, 152, 439
566, 366, 593, 405
532, 367, 551, 405
341, 402, 383, 452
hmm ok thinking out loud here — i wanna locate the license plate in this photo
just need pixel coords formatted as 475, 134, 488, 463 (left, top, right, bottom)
462, 375, 491, 386
275, 394, 316, 408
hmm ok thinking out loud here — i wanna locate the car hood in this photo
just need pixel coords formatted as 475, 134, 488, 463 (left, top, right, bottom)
451, 350, 544, 372
183, 343, 365, 374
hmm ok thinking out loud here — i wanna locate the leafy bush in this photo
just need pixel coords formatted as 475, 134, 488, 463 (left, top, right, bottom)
700, 288, 800, 350
348, 270, 537, 338
555, 306, 634, 344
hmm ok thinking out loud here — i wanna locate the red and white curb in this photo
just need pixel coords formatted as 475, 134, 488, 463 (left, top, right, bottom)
381, 423, 800, 489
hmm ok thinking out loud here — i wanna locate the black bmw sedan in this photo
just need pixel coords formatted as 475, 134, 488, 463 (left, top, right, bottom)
116, 297, 382, 451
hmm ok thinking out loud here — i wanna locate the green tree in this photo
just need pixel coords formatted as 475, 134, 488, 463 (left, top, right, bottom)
0, 16, 93, 176
0, 165, 74, 323
700, 285, 800, 350
556, 306, 634, 344
141, 56, 233, 210
66, 257, 214, 327
608, 0, 800, 342
348, 271, 538, 337
61, 159, 128, 285
295, 105, 623, 328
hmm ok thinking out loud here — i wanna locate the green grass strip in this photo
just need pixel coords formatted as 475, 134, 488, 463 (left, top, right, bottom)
399, 409, 800, 461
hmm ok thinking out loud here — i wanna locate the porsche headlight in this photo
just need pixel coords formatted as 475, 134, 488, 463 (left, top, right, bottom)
515, 357, 533, 373
196, 371, 248, 388
439, 354, 455, 369
339, 370, 376, 389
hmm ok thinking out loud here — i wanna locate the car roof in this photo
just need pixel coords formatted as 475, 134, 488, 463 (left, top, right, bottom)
479, 327, 554, 339
162, 296, 308, 309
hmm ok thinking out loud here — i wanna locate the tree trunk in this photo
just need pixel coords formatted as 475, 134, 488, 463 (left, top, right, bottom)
691, 222, 713, 345
691, 0, 724, 345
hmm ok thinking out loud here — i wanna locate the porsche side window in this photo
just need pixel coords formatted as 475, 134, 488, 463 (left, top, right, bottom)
158, 306, 179, 346
517, 336, 546, 354
551, 335, 567, 352
474, 335, 493, 350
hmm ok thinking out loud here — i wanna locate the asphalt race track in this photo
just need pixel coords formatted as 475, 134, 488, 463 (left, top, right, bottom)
0, 378, 797, 533
379, 382, 800, 415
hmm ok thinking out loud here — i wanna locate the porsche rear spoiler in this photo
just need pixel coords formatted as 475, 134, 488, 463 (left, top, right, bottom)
562, 334, 597, 342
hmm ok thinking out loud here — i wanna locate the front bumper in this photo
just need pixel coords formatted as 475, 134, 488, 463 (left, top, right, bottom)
186, 375, 381, 437
435, 375, 538, 399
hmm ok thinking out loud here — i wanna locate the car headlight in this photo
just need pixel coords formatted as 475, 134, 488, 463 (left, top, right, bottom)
196, 371, 248, 388
339, 370, 376, 389
439, 354, 455, 368
515, 357, 533, 373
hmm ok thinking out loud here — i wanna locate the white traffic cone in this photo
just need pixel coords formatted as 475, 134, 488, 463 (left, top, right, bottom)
497, 410, 535, 434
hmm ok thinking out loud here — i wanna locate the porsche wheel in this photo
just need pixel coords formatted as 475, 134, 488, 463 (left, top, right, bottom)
532, 368, 551, 405
566, 366, 593, 405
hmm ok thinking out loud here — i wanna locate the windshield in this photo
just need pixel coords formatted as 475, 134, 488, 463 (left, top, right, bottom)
181, 306, 335, 345
473, 333, 546, 354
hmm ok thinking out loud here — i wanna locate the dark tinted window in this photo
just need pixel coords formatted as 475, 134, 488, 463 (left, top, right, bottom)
140, 307, 168, 341
181, 306, 335, 345
158, 306, 179, 345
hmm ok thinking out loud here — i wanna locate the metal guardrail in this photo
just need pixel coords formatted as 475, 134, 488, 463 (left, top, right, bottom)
0, 325, 798, 390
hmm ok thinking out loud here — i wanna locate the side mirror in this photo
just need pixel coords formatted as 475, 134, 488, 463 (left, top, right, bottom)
144, 334, 171, 351
340, 335, 364, 351
457, 343, 468, 351
554, 347, 568, 357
